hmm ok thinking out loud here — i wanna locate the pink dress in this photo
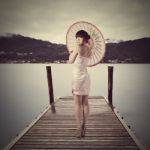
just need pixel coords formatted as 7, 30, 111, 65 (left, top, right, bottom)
72, 55, 90, 95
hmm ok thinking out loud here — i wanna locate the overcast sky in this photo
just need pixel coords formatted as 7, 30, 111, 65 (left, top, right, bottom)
0, 0, 150, 44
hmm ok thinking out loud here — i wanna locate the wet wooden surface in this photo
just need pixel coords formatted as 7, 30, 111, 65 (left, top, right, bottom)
10, 96, 140, 150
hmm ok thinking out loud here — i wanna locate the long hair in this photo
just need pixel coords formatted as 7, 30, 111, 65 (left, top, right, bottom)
75, 30, 90, 43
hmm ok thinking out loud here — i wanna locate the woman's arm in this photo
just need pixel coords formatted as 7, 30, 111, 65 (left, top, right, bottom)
67, 50, 78, 63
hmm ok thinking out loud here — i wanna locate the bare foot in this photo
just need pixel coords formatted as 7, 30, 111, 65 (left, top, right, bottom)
75, 127, 82, 138
81, 124, 86, 137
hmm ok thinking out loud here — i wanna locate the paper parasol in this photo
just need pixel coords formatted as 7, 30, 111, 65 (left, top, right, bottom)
66, 21, 106, 67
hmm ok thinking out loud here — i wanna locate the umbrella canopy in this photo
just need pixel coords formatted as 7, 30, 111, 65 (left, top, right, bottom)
66, 21, 106, 67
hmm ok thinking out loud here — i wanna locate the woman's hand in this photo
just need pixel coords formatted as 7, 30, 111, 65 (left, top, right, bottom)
86, 38, 94, 50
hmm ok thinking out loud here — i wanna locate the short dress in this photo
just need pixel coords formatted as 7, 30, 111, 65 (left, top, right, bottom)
72, 55, 90, 95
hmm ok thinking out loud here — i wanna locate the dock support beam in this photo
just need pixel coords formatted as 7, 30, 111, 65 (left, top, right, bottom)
108, 66, 113, 109
46, 66, 56, 113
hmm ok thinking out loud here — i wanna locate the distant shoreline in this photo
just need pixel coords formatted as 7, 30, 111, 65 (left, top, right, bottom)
0, 34, 150, 64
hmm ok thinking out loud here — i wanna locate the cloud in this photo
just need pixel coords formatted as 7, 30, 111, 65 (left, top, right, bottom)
0, 0, 150, 43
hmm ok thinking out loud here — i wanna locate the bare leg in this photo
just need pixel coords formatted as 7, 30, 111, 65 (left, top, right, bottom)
79, 95, 89, 137
74, 95, 83, 129
82, 95, 90, 126
74, 94, 84, 138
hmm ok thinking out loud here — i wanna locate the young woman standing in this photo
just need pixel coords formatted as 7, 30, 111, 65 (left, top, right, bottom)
68, 30, 93, 138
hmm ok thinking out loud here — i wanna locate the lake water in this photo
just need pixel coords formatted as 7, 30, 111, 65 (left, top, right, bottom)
0, 63, 150, 149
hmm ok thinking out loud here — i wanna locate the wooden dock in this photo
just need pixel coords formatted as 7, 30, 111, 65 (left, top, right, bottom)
9, 96, 143, 150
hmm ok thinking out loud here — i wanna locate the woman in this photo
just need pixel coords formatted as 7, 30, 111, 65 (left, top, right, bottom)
68, 30, 93, 138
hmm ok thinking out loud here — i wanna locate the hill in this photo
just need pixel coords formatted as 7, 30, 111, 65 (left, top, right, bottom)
0, 34, 150, 63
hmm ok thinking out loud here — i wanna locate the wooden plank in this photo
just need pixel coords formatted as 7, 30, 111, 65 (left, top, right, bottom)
9, 96, 142, 150
104, 96, 146, 150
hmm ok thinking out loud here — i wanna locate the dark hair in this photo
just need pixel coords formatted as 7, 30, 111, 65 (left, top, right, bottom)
75, 30, 90, 42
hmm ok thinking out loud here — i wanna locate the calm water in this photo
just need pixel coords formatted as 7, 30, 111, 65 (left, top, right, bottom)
0, 63, 150, 149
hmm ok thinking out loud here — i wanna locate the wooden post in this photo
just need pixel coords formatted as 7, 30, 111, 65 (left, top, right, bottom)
46, 66, 56, 113
108, 66, 113, 108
